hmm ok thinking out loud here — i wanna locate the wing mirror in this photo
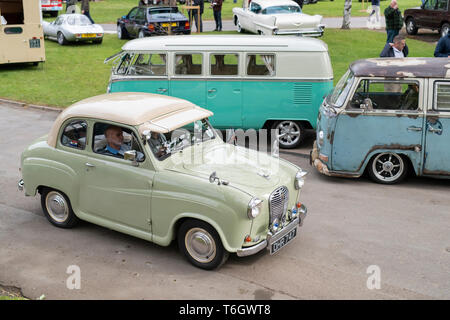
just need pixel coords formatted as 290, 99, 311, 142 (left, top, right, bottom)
124, 150, 139, 166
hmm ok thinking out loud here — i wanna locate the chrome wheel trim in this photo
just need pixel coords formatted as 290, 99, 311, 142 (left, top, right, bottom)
406, 20, 414, 33
117, 25, 122, 39
185, 227, 216, 264
45, 191, 69, 223
57, 33, 64, 45
236, 19, 242, 33
372, 153, 404, 183
276, 121, 301, 147
138, 30, 145, 38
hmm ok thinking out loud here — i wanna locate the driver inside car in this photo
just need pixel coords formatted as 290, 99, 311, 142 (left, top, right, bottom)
100, 125, 144, 161
148, 131, 168, 158
400, 84, 419, 110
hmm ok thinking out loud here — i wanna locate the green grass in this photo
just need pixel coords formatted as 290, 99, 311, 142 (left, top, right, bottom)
47, 0, 424, 23
0, 296, 27, 300
0, 30, 434, 107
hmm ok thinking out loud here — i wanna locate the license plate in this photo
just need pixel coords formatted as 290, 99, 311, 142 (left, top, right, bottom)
162, 23, 177, 27
29, 39, 41, 48
81, 34, 96, 38
270, 227, 297, 254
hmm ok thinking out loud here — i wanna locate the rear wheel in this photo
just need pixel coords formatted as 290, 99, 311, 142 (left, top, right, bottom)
406, 17, 418, 35
235, 17, 243, 33
138, 29, 146, 38
40, 188, 78, 228
57, 32, 67, 45
272, 120, 305, 149
117, 24, 128, 39
367, 152, 408, 184
178, 219, 228, 270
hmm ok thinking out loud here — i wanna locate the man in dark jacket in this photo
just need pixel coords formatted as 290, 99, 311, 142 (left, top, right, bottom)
81, 0, 94, 24
192, 0, 204, 32
211, 0, 223, 31
380, 35, 409, 57
434, 33, 450, 57
384, 0, 403, 43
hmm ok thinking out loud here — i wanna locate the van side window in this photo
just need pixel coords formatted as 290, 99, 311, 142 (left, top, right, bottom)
210, 54, 238, 76
61, 120, 87, 150
0, 0, 24, 24
175, 54, 203, 75
435, 82, 450, 110
349, 80, 419, 111
246, 54, 275, 76
115, 53, 134, 75
128, 53, 167, 76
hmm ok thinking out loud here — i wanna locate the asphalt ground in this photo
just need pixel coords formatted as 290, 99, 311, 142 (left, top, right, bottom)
1, 102, 449, 300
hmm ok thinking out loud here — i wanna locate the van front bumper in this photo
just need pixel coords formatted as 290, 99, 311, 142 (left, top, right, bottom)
310, 140, 331, 176
236, 208, 307, 257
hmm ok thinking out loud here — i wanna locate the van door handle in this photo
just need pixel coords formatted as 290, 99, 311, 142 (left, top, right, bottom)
157, 88, 167, 93
428, 127, 442, 134
407, 126, 422, 132
208, 89, 217, 93
85, 163, 95, 168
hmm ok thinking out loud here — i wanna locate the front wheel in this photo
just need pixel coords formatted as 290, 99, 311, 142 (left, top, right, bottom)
178, 219, 229, 270
41, 188, 78, 228
272, 120, 305, 149
57, 32, 67, 45
406, 18, 418, 35
138, 29, 146, 39
235, 17, 243, 33
367, 152, 408, 184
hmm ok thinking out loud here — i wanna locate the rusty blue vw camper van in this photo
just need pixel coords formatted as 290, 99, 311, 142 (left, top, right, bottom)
311, 58, 450, 184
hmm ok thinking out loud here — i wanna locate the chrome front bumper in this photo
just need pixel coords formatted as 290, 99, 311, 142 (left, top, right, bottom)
18, 179, 24, 191
236, 207, 307, 257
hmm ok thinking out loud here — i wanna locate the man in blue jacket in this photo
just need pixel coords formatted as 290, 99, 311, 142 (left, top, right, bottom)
434, 33, 450, 57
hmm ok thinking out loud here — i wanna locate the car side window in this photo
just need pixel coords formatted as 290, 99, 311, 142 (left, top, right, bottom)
135, 8, 145, 21
128, 8, 139, 20
437, 0, 448, 10
174, 53, 203, 75
127, 53, 167, 76
60, 120, 87, 150
246, 54, 275, 76
92, 123, 145, 162
434, 82, 450, 111
424, 0, 438, 10
210, 54, 238, 76
250, 2, 262, 13
349, 80, 420, 111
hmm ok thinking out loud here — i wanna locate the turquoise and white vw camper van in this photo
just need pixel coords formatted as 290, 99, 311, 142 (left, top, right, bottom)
105, 35, 333, 148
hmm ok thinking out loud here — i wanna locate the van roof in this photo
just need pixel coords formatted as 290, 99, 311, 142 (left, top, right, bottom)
47, 93, 213, 147
350, 58, 450, 79
121, 35, 329, 52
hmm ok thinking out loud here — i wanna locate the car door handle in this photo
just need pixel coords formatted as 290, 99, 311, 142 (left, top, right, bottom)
407, 126, 422, 132
428, 127, 443, 134
208, 89, 217, 93
85, 163, 95, 168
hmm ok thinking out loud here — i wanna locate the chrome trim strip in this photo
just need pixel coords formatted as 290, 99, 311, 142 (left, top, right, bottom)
236, 239, 268, 257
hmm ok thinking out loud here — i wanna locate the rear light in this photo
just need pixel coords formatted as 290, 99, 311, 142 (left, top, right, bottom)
184, 21, 190, 30
76, 34, 81, 38
148, 24, 154, 31
96, 33, 103, 37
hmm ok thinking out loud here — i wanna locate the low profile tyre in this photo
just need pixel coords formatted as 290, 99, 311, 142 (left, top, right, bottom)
368, 152, 409, 184
178, 219, 229, 270
57, 32, 68, 45
272, 120, 305, 149
406, 18, 418, 35
41, 188, 78, 228
440, 23, 450, 38
117, 24, 128, 39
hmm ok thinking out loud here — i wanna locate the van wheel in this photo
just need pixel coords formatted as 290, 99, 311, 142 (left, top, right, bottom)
41, 188, 78, 228
273, 120, 305, 149
57, 32, 68, 45
178, 219, 228, 270
440, 23, 450, 38
368, 152, 408, 184
406, 18, 418, 35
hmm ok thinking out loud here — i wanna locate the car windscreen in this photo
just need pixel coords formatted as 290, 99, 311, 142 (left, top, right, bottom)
262, 5, 301, 14
327, 70, 355, 108
66, 15, 92, 26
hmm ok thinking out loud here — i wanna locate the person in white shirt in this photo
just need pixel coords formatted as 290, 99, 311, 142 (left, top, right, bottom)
379, 35, 409, 58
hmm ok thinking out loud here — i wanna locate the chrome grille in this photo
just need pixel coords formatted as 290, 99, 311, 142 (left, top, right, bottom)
269, 186, 289, 224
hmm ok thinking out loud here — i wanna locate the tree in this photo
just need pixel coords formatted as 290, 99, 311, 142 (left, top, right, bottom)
342, 0, 352, 29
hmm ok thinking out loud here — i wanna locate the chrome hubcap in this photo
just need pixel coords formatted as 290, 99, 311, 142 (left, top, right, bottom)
117, 26, 122, 38
373, 153, 404, 182
46, 191, 69, 223
276, 121, 301, 146
185, 228, 216, 263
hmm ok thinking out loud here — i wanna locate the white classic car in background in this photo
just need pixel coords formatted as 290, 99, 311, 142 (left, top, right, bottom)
233, 0, 325, 37
43, 14, 104, 45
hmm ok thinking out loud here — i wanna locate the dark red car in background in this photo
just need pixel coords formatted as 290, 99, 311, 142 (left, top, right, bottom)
404, 0, 450, 38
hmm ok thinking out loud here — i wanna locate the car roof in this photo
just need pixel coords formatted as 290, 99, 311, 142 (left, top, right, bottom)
47, 93, 213, 147
349, 57, 450, 79
122, 35, 328, 53
252, 0, 299, 8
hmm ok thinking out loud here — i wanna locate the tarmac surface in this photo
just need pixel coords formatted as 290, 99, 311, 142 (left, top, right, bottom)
1, 101, 449, 300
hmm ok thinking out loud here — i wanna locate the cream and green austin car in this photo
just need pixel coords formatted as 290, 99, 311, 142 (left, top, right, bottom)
18, 92, 307, 269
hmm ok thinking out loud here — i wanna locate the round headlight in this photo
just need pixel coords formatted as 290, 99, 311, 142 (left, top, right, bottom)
294, 170, 307, 190
318, 130, 324, 146
247, 198, 263, 219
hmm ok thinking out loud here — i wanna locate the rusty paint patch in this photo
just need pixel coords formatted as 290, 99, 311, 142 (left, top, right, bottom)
347, 112, 361, 118
422, 169, 450, 176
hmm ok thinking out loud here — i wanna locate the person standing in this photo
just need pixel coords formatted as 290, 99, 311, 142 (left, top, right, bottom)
384, 0, 403, 43
81, 0, 94, 24
434, 32, 450, 57
368, 0, 380, 28
211, 0, 223, 31
192, 0, 204, 33
380, 35, 409, 57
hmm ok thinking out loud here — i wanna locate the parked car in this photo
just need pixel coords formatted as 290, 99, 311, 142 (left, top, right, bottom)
233, 0, 325, 36
117, 4, 190, 39
43, 14, 104, 45
311, 57, 450, 184
18, 92, 308, 269
404, 0, 450, 38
